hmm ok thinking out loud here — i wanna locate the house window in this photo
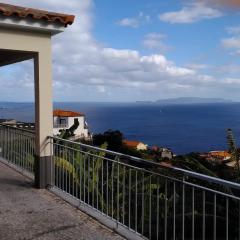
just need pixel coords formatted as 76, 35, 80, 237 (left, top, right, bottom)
74, 118, 79, 125
60, 118, 66, 125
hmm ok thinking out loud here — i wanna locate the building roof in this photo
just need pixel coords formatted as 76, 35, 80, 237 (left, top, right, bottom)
123, 140, 143, 148
209, 151, 231, 159
53, 110, 85, 117
0, 3, 75, 27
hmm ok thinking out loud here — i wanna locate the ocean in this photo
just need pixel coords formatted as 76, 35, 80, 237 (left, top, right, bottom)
1, 102, 240, 155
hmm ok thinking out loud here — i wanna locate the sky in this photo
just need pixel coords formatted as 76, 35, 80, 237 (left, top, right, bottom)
1, 0, 240, 102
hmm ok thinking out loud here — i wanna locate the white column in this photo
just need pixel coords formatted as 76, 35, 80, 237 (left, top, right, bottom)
34, 45, 53, 188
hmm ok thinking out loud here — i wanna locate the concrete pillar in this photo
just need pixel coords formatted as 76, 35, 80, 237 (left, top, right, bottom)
34, 47, 54, 188
0, 28, 57, 188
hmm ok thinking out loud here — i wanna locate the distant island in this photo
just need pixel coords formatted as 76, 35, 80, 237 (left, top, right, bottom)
137, 97, 232, 105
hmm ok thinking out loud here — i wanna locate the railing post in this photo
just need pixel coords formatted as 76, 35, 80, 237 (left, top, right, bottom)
34, 47, 54, 189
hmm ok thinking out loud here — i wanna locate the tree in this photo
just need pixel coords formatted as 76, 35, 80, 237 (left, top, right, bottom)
59, 118, 79, 140
93, 130, 123, 152
227, 128, 240, 172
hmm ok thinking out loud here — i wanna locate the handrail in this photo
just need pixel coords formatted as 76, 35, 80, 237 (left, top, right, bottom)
2, 124, 238, 191
0, 124, 35, 176
49, 136, 240, 191
1, 124, 239, 239
50, 135, 240, 239
0, 123, 35, 134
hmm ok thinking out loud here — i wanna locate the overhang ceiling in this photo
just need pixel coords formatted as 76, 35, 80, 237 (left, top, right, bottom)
0, 49, 35, 67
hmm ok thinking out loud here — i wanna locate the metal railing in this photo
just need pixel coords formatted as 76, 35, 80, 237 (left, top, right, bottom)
1, 124, 240, 239
49, 136, 240, 240
0, 124, 35, 179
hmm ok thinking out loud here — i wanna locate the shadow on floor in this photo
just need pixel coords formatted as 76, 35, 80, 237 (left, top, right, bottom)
0, 177, 33, 188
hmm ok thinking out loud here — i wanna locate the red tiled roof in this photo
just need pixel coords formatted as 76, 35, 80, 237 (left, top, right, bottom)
0, 3, 75, 27
53, 110, 85, 117
209, 151, 231, 159
123, 140, 141, 148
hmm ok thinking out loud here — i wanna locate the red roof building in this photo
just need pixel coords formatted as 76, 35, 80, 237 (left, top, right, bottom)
0, 3, 75, 27
53, 110, 89, 139
123, 140, 148, 151
53, 110, 85, 118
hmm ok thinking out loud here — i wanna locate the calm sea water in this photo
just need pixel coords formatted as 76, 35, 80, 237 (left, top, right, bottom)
1, 102, 240, 154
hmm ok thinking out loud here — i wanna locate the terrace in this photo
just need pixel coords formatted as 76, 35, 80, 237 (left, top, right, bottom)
1, 124, 240, 240
1, 2, 240, 240
0, 160, 123, 240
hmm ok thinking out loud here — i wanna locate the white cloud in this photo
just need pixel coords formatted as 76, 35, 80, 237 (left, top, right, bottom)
224, 78, 240, 84
96, 85, 106, 93
215, 64, 240, 74
222, 37, 240, 49
185, 63, 208, 70
116, 12, 151, 28
159, 2, 223, 24
143, 33, 171, 52
0, 0, 236, 101
0, 61, 34, 101
226, 26, 240, 35
116, 18, 139, 28
221, 25, 240, 54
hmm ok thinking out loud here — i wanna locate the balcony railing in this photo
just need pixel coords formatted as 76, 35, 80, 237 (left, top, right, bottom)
49, 136, 240, 240
1, 124, 240, 240
0, 124, 35, 179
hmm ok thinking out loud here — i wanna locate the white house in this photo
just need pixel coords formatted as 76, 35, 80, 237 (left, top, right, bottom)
53, 109, 89, 139
123, 140, 148, 151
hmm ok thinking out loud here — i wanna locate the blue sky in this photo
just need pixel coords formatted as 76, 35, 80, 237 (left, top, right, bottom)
94, 0, 239, 65
1, 0, 240, 102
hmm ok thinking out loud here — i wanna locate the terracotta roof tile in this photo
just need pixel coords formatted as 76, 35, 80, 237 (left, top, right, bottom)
123, 140, 141, 148
0, 3, 75, 27
53, 110, 85, 117
209, 151, 231, 159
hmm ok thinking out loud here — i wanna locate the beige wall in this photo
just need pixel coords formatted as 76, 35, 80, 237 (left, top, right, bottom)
0, 28, 53, 157
0, 28, 52, 52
